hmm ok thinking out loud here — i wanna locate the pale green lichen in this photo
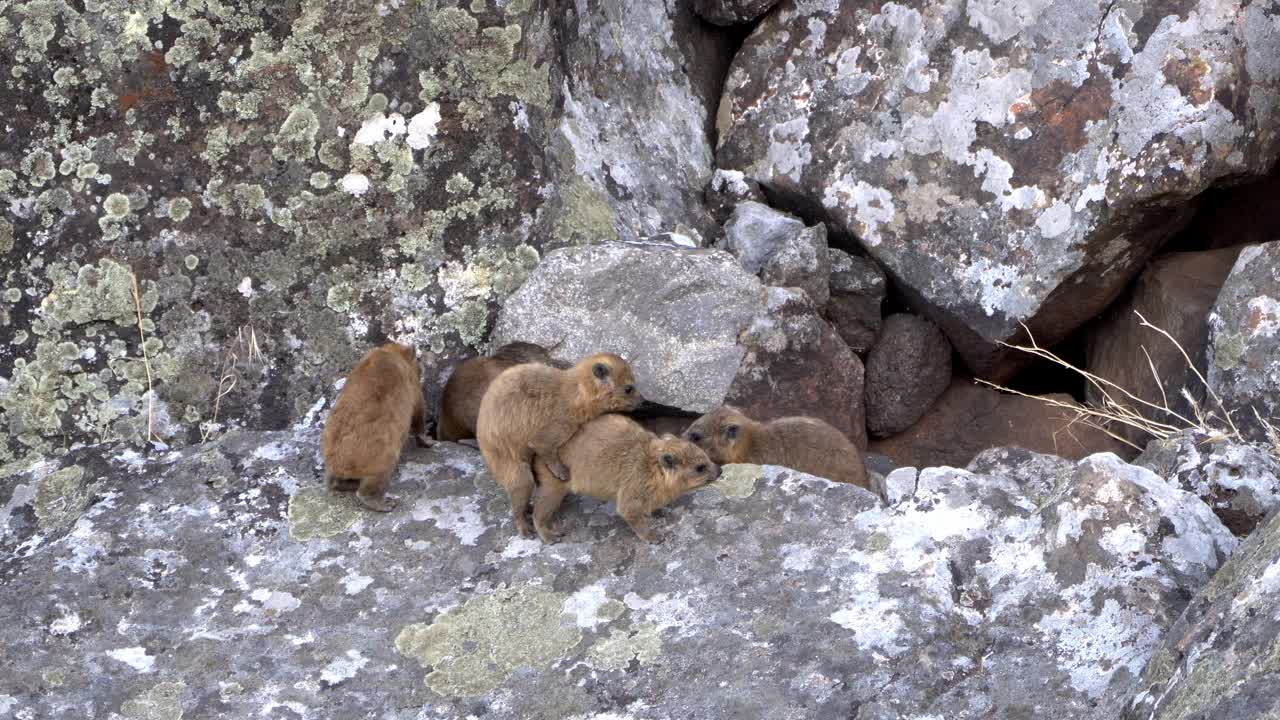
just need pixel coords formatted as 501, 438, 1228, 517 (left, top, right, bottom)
555, 176, 617, 245
0, 218, 12, 254
587, 623, 663, 671
40, 258, 153, 327
103, 193, 131, 219
183, 255, 199, 271
287, 486, 362, 541
326, 283, 356, 313
120, 681, 186, 720
714, 464, 761, 498
1214, 331, 1246, 371
395, 584, 582, 696
34, 465, 88, 530
273, 106, 320, 161
445, 173, 474, 195
310, 172, 330, 189
167, 198, 192, 222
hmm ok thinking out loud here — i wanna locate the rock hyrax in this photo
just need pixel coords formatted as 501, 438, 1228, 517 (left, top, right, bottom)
476, 352, 643, 537
532, 413, 720, 544
436, 341, 565, 442
322, 342, 431, 511
683, 405, 868, 487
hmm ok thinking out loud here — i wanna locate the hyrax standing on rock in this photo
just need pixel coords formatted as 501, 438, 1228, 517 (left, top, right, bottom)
436, 341, 565, 442
683, 405, 868, 488
532, 414, 720, 544
476, 352, 642, 537
322, 342, 431, 512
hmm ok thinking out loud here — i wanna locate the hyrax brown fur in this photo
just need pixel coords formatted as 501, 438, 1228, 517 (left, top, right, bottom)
532, 414, 720, 544
322, 342, 431, 512
436, 341, 567, 442
683, 405, 868, 488
476, 352, 642, 537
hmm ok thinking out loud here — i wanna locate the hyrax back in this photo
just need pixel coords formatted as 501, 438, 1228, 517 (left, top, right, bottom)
684, 405, 868, 488
532, 414, 720, 543
322, 342, 430, 512
476, 352, 643, 538
437, 341, 561, 442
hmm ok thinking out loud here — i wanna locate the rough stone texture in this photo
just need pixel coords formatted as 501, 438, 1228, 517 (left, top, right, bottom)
864, 313, 952, 437
0, 423, 1240, 718
705, 168, 769, 228
693, 0, 781, 26
825, 248, 886, 353
0, 0, 722, 468
1124, 504, 1280, 720
760, 223, 831, 307
1136, 429, 1280, 536
721, 201, 831, 306
968, 446, 1076, 507
1087, 247, 1243, 445
870, 380, 1132, 468
727, 286, 867, 448
717, 0, 1280, 381
1208, 242, 1280, 442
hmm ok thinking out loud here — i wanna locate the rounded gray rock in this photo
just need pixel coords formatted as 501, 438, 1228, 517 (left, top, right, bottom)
864, 313, 952, 437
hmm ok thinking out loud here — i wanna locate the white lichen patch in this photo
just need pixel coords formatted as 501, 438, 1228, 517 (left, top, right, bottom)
407, 103, 443, 149
411, 495, 488, 545
320, 649, 368, 686
107, 646, 156, 673
238, 588, 302, 616
829, 598, 908, 656
562, 581, 626, 630
354, 113, 407, 145
341, 570, 374, 595
1035, 597, 1163, 699
340, 173, 371, 196
1245, 296, 1280, 337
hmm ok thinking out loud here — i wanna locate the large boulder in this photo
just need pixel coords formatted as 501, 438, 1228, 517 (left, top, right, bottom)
1124, 505, 1280, 720
1086, 247, 1243, 445
1136, 429, 1280, 536
721, 200, 831, 306
864, 313, 952, 437
491, 244, 866, 445
1208, 241, 1280, 442
716, 0, 1280, 380
693, 0, 781, 26
870, 380, 1132, 468
0, 424, 1238, 718
0, 0, 722, 467
826, 248, 887, 353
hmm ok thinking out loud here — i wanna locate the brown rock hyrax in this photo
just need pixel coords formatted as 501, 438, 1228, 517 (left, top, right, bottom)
683, 405, 868, 488
436, 341, 566, 442
532, 414, 720, 544
322, 342, 431, 512
476, 352, 642, 537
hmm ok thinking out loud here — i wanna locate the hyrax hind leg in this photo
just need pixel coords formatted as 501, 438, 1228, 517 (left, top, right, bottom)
532, 474, 570, 544
326, 469, 359, 492
356, 470, 397, 512
495, 459, 537, 538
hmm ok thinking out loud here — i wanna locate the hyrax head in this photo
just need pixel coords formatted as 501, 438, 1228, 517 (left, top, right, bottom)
650, 434, 721, 492
574, 352, 643, 412
383, 341, 421, 379
682, 405, 751, 464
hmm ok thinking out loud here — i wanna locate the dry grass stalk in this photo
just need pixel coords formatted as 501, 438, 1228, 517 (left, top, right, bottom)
199, 323, 263, 443
130, 274, 157, 444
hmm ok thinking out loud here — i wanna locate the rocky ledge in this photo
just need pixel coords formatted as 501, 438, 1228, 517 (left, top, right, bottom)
3, 424, 1276, 719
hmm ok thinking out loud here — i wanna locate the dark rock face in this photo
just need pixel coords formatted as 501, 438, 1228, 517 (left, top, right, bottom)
1086, 247, 1242, 445
726, 287, 867, 449
870, 380, 1132, 468
864, 313, 952, 437
825, 248, 887, 353
716, 0, 1280, 380
0, 1, 721, 466
0, 427, 1239, 719
1208, 242, 1280, 442
1124, 507, 1280, 720
693, 0, 781, 26
1136, 430, 1280, 536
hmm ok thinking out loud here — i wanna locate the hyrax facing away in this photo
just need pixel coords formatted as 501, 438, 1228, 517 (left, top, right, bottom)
683, 405, 868, 488
437, 341, 567, 442
476, 352, 642, 537
532, 414, 720, 544
322, 342, 431, 512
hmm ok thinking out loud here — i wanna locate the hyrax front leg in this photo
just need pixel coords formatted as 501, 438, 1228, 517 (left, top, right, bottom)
532, 474, 570, 544
410, 392, 434, 448
529, 422, 574, 481
356, 470, 397, 512
618, 493, 659, 544
326, 469, 358, 492
498, 460, 538, 538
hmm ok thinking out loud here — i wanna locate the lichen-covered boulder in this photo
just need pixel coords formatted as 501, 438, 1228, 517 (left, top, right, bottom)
693, 0, 781, 26
0, 0, 721, 467
864, 313, 952, 437
1136, 429, 1280, 536
1087, 248, 1243, 445
721, 200, 831, 306
870, 380, 1132, 468
1208, 242, 1280, 442
0, 429, 1237, 718
825, 247, 886, 353
490, 244, 865, 446
716, 0, 1280, 380
1124, 504, 1280, 720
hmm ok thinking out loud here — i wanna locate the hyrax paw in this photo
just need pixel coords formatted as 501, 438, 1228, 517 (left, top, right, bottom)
536, 526, 563, 544
547, 462, 570, 481
358, 495, 397, 513
514, 518, 537, 539
413, 433, 434, 448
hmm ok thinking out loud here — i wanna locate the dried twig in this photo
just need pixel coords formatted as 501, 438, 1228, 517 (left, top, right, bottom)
131, 274, 156, 444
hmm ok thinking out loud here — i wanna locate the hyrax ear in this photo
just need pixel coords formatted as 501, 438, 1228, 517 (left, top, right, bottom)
592, 362, 610, 380
723, 424, 741, 441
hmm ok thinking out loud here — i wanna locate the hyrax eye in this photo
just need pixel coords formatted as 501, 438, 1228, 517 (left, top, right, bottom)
687, 431, 702, 443
623, 384, 635, 395
695, 463, 708, 473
